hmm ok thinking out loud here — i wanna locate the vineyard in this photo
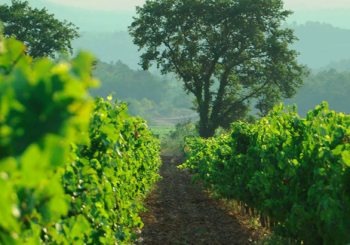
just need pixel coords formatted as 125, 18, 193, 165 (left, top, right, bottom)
2, 5, 350, 244
180, 103, 350, 245
0, 34, 161, 244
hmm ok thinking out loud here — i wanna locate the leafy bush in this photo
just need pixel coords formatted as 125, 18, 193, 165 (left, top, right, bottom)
181, 102, 350, 245
161, 120, 198, 154
0, 30, 161, 244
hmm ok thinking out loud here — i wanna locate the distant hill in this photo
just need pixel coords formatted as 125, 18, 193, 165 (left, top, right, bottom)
71, 22, 350, 71
315, 59, 350, 72
73, 31, 141, 70
287, 8, 350, 30
283, 69, 350, 117
285, 22, 350, 69
91, 60, 195, 124
3, 0, 349, 120
4, 0, 350, 31
2, 1, 350, 70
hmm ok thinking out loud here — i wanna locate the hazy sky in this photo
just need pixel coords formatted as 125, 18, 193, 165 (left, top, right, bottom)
46, 0, 350, 11
2, 0, 350, 31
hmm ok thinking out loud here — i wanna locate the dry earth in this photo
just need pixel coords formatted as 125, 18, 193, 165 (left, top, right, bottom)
137, 155, 265, 245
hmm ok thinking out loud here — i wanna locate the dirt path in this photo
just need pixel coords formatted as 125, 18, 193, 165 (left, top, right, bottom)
137, 155, 262, 245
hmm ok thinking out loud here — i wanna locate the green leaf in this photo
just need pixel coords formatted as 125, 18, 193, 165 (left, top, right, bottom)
320, 126, 327, 136
332, 145, 345, 156
81, 166, 97, 175
70, 215, 90, 239
21, 144, 45, 186
342, 151, 350, 166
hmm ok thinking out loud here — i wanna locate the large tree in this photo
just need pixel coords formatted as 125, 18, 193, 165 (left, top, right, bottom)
0, 0, 80, 58
129, 0, 307, 138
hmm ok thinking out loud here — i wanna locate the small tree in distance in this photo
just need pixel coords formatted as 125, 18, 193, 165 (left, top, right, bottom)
129, 0, 308, 138
0, 0, 80, 59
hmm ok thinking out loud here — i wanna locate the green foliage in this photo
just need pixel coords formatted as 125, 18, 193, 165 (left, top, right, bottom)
63, 96, 162, 244
0, 0, 80, 58
0, 32, 161, 244
161, 120, 199, 155
149, 126, 174, 139
0, 32, 94, 244
256, 235, 299, 245
129, 0, 306, 137
180, 102, 350, 245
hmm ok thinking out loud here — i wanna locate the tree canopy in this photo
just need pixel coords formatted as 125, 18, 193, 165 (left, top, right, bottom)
0, 0, 80, 58
129, 0, 307, 137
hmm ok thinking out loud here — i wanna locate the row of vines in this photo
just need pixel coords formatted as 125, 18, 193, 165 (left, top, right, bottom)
180, 103, 350, 245
0, 32, 161, 243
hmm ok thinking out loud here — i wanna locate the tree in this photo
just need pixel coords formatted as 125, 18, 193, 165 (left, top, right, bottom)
129, 0, 307, 138
0, 0, 80, 58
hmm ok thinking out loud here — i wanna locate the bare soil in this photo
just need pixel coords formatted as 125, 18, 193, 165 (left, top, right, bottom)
137, 155, 263, 245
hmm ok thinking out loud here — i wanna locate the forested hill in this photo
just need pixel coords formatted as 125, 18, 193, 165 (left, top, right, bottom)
92, 60, 350, 123
74, 22, 350, 71
87, 21, 350, 120
4, 1, 349, 70
73, 32, 140, 70
286, 22, 350, 69
17, 0, 346, 71
316, 59, 350, 72
283, 69, 350, 117
91, 60, 169, 103
92, 60, 195, 124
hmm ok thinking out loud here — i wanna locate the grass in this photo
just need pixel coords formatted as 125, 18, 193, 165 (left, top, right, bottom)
149, 125, 182, 155
149, 121, 198, 156
149, 125, 174, 139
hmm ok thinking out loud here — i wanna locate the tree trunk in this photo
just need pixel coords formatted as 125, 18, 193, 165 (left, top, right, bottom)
198, 78, 216, 138
260, 212, 266, 228
199, 105, 214, 138
245, 206, 249, 215
240, 202, 245, 214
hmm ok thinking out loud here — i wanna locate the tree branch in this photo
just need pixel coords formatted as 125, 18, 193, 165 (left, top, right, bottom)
163, 39, 197, 95
223, 79, 270, 118
210, 64, 234, 122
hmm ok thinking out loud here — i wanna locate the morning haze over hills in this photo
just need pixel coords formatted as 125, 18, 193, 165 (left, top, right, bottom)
4, 0, 350, 70
3, 0, 349, 120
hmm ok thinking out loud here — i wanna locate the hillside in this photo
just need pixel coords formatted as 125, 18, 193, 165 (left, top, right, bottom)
288, 22, 350, 69
73, 22, 350, 71
4, 1, 347, 70
316, 59, 350, 72
92, 60, 195, 124
283, 69, 350, 117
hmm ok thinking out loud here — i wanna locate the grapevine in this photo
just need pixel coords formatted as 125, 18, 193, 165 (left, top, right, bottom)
0, 31, 161, 244
180, 103, 350, 245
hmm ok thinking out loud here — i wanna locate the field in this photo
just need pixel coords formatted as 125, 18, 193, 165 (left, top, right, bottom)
149, 125, 174, 139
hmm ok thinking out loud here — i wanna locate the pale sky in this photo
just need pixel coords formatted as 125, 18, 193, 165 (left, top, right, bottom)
46, 0, 350, 11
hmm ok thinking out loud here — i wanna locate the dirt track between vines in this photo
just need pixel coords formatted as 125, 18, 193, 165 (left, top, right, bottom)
137, 155, 262, 245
